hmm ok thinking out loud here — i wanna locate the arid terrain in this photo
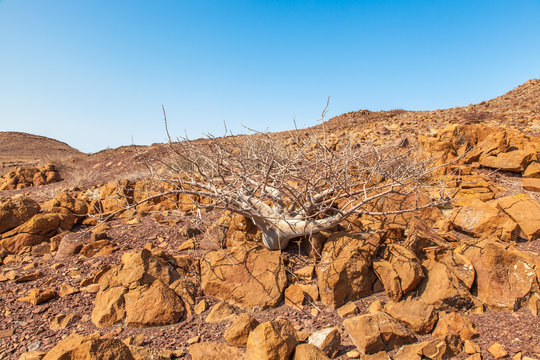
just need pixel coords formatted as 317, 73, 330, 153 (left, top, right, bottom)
1, 79, 540, 360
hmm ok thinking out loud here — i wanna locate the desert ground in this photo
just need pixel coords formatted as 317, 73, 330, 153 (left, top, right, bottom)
1, 79, 540, 360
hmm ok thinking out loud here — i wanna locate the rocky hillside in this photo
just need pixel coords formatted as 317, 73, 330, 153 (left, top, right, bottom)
0, 79, 540, 360
0, 132, 83, 175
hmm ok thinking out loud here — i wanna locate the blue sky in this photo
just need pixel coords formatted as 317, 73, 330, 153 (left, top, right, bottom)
0, 1, 539, 153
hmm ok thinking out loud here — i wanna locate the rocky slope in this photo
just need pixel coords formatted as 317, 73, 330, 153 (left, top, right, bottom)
1, 79, 540, 360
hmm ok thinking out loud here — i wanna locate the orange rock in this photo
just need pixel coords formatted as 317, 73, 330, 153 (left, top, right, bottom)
224, 313, 259, 347
284, 284, 305, 309
17, 288, 56, 306
343, 312, 416, 354
488, 342, 508, 359
316, 232, 379, 309
383, 300, 437, 334
124, 280, 185, 327
495, 194, 540, 241
307, 327, 341, 358
432, 312, 478, 341
460, 240, 538, 310
450, 199, 520, 242
245, 320, 297, 360
522, 177, 540, 192
0, 196, 40, 233
200, 246, 287, 310
293, 344, 330, 360
205, 301, 237, 323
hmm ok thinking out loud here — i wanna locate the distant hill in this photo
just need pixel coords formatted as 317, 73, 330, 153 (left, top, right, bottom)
0, 132, 83, 171
318, 78, 540, 138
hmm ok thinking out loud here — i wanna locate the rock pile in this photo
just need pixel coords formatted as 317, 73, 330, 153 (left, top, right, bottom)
0, 164, 61, 190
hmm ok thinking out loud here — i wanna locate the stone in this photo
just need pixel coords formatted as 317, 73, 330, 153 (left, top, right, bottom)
1, 213, 66, 253
299, 284, 319, 302
345, 350, 361, 358
0, 196, 40, 233
42, 332, 134, 360
523, 162, 540, 178
523, 178, 540, 192
372, 260, 402, 301
205, 301, 237, 323
43, 192, 88, 218
55, 232, 91, 260
404, 217, 451, 260
417, 258, 473, 311
188, 342, 244, 360
460, 240, 538, 310
316, 232, 379, 308
293, 344, 330, 360
91, 286, 127, 327
178, 238, 196, 251
49, 314, 80, 330
59, 283, 79, 297
496, 194, 540, 241
464, 340, 481, 354
480, 150, 535, 172
393, 335, 462, 360
337, 302, 359, 317
529, 293, 540, 316
294, 265, 314, 280
450, 199, 520, 242
18, 350, 47, 360
14, 271, 43, 283
307, 327, 341, 358
368, 300, 385, 314
194, 299, 208, 314
200, 246, 287, 310
488, 342, 508, 358
383, 299, 437, 334
285, 284, 305, 309
17, 288, 56, 306
224, 313, 259, 347
245, 320, 297, 360
79, 240, 118, 257
124, 280, 185, 327
432, 312, 478, 341
383, 244, 424, 295
342, 312, 416, 354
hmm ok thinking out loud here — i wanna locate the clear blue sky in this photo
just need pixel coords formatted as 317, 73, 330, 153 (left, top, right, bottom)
1, 1, 539, 153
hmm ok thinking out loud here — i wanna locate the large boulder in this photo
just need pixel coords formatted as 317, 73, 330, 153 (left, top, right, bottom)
383, 299, 437, 334
479, 150, 536, 172
224, 313, 259, 347
0, 164, 61, 190
377, 244, 424, 300
449, 199, 520, 241
42, 332, 134, 360
43, 192, 88, 219
0, 196, 40, 233
495, 194, 540, 241
316, 232, 379, 308
245, 319, 297, 360
124, 280, 185, 327
200, 245, 287, 310
91, 249, 186, 327
459, 240, 538, 310
417, 254, 473, 311
343, 311, 416, 354
0, 212, 67, 252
